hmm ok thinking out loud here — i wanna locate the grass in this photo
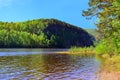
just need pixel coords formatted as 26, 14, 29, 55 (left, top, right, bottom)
57, 46, 95, 56
99, 54, 120, 72
68, 46, 95, 54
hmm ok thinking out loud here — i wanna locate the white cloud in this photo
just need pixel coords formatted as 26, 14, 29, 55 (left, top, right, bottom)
0, 0, 13, 7
0, 0, 32, 7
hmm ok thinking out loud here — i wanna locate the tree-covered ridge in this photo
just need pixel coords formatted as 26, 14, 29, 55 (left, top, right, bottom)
0, 19, 94, 48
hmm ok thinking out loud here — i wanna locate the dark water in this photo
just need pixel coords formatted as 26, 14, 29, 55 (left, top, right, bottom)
0, 49, 100, 80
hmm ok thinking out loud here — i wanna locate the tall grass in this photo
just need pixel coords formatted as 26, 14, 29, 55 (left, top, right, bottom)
69, 46, 95, 54
98, 54, 120, 72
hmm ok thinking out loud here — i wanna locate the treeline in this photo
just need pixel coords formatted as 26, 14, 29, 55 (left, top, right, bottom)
0, 19, 47, 48
0, 30, 50, 48
0, 19, 94, 48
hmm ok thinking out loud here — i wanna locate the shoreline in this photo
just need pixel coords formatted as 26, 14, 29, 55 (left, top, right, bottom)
99, 70, 120, 80
56, 51, 95, 54
57, 51, 120, 80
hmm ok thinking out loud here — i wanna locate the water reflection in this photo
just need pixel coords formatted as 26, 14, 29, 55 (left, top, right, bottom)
0, 48, 67, 56
0, 52, 100, 80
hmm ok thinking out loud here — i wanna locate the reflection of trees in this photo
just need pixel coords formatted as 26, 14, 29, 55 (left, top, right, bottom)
25, 54, 72, 73
0, 54, 98, 80
0, 54, 72, 74
38, 54, 71, 73
0, 56, 35, 70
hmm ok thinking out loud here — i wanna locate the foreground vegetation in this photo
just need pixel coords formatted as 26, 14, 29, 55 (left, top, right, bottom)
99, 54, 120, 71
82, 0, 120, 73
83, 0, 120, 55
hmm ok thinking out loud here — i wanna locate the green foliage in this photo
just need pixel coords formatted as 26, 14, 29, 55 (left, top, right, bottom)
0, 19, 52, 48
83, 0, 120, 55
96, 38, 120, 55
69, 46, 94, 53
0, 19, 94, 48
0, 30, 50, 48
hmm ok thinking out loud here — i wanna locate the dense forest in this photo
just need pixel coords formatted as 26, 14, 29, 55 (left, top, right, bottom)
0, 19, 94, 48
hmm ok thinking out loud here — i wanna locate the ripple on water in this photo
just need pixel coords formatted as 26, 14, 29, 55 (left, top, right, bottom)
0, 52, 100, 80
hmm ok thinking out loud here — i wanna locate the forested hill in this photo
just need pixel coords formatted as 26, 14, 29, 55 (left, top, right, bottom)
85, 29, 100, 41
0, 19, 94, 48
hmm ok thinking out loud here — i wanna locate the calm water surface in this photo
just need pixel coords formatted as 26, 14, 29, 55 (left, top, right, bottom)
0, 49, 100, 80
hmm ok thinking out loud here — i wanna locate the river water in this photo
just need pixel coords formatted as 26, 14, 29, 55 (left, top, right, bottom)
0, 49, 100, 80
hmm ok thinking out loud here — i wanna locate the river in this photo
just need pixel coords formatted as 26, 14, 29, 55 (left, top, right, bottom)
0, 49, 100, 80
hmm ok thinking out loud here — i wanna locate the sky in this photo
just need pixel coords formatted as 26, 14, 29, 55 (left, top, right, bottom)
0, 0, 96, 29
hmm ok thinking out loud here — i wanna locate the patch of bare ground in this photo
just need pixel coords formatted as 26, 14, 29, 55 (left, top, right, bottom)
99, 71, 120, 80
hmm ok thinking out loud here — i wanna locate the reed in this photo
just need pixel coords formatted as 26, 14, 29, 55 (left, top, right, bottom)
68, 46, 95, 54
57, 46, 95, 55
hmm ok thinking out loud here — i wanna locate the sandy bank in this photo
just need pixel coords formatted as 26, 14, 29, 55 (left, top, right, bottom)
99, 71, 120, 80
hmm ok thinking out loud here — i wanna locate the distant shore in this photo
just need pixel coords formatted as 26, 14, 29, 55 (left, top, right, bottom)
56, 51, 95, 55
56, 46, 95, 55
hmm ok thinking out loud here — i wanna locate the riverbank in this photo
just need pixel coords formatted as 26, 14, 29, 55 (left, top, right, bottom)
57, 47, 120, 80
97, 54, 120, 80
56, 51, 95, 54
99, 71, 120, 80
56, 46, 95, 55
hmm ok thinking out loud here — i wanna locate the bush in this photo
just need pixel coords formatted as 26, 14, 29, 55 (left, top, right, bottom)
95, 38, 120, 55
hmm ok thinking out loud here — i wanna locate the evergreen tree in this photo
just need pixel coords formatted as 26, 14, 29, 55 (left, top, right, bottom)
83, 0, 120, 54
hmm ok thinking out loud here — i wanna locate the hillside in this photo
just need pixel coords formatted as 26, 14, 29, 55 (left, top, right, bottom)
85, 29, 101, 41
0, 19, 94, 48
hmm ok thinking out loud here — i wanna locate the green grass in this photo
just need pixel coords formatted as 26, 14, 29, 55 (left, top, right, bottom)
68, 46, 95, 54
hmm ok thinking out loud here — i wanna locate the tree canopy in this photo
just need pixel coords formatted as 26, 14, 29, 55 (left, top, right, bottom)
0, 19, 94, 48
83, 0, 120, 54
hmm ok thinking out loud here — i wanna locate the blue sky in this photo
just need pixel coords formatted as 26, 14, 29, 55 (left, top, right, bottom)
0, 0, 96, 29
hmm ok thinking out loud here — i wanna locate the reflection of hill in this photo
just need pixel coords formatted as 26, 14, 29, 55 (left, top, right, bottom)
0, 54, 73, 74
15, 54, 71, 73
0, 53, 100, 80
0, 53, 87, 75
